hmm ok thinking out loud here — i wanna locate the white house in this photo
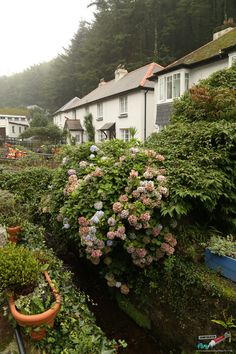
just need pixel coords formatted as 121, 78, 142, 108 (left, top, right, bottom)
53, 62, 163, 143
0, 114, 29, 141
53, 97, 81, 131
152, 26, 236, 130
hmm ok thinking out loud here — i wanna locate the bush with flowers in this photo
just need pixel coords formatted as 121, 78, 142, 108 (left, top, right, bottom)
46, 141, 178, 294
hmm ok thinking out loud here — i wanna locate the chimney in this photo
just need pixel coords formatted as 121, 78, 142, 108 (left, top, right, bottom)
213, 18, 235, 40
98, 78, 106, 87
115, 64, 128, 81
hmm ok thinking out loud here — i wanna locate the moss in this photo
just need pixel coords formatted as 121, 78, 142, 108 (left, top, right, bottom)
116, 292, 151, 330
167, 27, 236, 68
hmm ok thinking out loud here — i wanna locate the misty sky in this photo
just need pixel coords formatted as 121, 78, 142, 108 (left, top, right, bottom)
0, 0, 94, 77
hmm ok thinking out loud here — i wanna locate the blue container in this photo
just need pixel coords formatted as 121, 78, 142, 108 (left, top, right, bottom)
205, 249, 236, 283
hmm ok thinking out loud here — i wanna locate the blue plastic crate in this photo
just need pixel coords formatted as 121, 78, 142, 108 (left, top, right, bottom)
205, 249, 236, 283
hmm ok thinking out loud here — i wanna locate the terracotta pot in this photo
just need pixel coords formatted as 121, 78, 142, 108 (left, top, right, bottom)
7, 226, 21, 244
8, 271, 61, 340
7, 226, 21, 235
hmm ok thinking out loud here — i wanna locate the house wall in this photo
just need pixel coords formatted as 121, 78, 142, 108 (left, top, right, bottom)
75, 90, 154, 142
154, 56, 230, 129
0, 115, 29, 138
190, 58, 228, 86
53, 110, 76, 130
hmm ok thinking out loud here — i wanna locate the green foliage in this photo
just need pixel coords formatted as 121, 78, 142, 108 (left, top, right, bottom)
116, 292, 151, 329
0, 244, 40, 293
29, 107, 50, 127
84, 113, 95, 141
211, 315, 236, 330
45, 140, 178, 293
19, 124, 63, 144
17, 222, 118, 353
207, 234, 236, 258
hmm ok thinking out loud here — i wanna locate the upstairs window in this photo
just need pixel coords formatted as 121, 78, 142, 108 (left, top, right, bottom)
166, 76, 172, 99
97, 103, 103, 120
159, 77, 165, 101
119, 96, 128, 114
12, 126, 15, 133
173, 73, 180, 98
19, 126, 22, 134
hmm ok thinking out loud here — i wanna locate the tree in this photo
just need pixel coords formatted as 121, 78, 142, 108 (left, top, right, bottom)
19, 124, 63, 144
84, 113, 95, 141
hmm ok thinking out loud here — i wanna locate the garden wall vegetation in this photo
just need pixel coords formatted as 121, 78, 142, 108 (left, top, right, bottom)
0, 63, 236, 352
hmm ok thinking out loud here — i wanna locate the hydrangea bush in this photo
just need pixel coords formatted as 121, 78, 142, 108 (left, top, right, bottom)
47, 141, 177, 294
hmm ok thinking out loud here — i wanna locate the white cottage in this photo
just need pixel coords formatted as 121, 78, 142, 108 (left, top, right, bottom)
53, 97, 81, 131
0, 114, 29, 141
54, 62, 163, 143
151, 26, 236, 130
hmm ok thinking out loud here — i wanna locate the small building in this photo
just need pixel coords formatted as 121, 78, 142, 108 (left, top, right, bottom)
151, 26, 236, 130
0, 114, 29, 142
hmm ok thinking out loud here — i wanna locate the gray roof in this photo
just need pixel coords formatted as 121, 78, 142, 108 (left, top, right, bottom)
78, 62, 163, 107
99, 122, 115, 130
54, 97, 80, 115
64, 119, 83, 131
153, 27, 236, 77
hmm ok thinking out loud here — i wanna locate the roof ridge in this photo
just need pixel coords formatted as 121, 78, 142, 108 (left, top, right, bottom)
139, 62, 163, 86
165, 27, 236, 70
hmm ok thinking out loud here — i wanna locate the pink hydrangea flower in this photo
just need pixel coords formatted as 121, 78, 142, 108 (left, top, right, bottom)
78, 217, 90, 226
129, 170, 139, 178
140, 212, 151, 222
128, 215, 138, 226
120, 210, 129, 219
156, 154, 165, 161
107, 231, 116, 240
161, 242, 175, 255
91, 249, 102, 258
113, 202, 123, 213
157, 175, 166, 183
119, 194, 128, 202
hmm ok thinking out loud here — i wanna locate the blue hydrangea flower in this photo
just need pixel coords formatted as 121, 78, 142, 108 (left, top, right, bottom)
107, 240, 113, 247
90, 145, 99, 153
95, 210, 104, 219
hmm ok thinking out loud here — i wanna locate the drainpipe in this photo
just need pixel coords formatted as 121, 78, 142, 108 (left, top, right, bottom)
15, 325, 27, 354
144, 90, 148, 141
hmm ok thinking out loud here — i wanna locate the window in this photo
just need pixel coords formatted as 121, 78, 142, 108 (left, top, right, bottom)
159, 77, 165, 101
85, 106, 89, 114
12, 126, 15, 133
173, 73, 180, 98
97, 103, 103, 120
185, 73, 190, 91
119, 96, 128, 114
166, 76, 172, 99
75, 134, 80, 143
21, 117, 26, 121
98, 130, 106, 142
19, 126, 22, 134
72, 110, 76, 119
14, 117, 19, 121
120, 129, 130, 142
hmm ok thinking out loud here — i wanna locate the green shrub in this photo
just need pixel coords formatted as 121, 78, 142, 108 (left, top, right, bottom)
0, 244, 40, 294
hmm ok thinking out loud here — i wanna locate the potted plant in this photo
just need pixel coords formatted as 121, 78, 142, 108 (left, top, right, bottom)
4, 215, 23, 243
0, 244, 61, 340
205, 235, 236, 283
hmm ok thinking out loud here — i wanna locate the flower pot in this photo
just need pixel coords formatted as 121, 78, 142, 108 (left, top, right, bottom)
7, 226, 21, 243
8, 271, 61, 340
205, 248, 236, 283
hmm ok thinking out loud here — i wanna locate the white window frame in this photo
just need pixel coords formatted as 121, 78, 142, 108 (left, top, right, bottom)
159, 77, 165, 101
120, 128, 130, 142
166, 75, 173, 100
185, 72, 190, 92
97, 103, 103, 120
173, 73, 180, 98
119, 96, 128, 114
